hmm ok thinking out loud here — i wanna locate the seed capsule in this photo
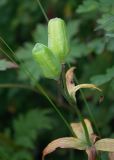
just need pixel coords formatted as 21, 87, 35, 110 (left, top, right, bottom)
48, 18, 69, 63
32, 43, 61, 80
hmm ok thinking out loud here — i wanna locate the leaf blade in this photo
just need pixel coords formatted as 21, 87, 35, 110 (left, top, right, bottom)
95, 138, 114, 152
42, 137, 86, 160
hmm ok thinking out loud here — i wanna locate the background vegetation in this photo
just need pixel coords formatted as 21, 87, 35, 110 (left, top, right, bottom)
0, 0, 114, 159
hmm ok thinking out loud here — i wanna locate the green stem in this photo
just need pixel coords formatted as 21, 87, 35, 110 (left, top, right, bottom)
0, 83, 38, 92
36, 0, 49, 23
72, 101, 91, 146
18, 64, 75, 137
74, 75, 101, 136
96, 153, 101, 160
0, 38, 75, 137
67, 63, 101, 136
61, 64, 91, 146
34, 81, 75, 137
61, 64, 70, 99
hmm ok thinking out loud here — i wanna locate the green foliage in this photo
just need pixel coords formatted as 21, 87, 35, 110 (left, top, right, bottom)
0, 0, 114, 160
13, 108, 53, 149
0, 0, 48, 47
0, 145, 32, 160
16, 42, 41, 83
77, 0, 99, 13
90, 66, 114, 85
0, 108, 54, 160
15, 24, 49, 84
77, 0, 114, 36
97, 14, 114, 33
33, 24, 47, 45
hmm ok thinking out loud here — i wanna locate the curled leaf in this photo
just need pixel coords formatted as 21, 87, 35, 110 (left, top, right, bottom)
42, 137, 87, 160
65, 67, 76, 94
65, 67, 101, 100
71, 119, 93, 142
95, 139, 114, 152
73, 84, 101, 93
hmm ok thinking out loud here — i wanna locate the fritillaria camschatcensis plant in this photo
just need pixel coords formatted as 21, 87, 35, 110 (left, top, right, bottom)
32, 18, 114, 160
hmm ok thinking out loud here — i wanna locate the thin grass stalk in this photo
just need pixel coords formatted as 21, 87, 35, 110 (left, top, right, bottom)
67, 63, 101, 136
0, 38, 75, 137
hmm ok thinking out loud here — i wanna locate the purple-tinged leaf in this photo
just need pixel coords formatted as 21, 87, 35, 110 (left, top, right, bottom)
42, 137, 87, 160
0, 59, 18, 71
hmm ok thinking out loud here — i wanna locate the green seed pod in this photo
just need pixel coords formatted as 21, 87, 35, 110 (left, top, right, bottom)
32, 43, 61, 80
48, 18, 69, 63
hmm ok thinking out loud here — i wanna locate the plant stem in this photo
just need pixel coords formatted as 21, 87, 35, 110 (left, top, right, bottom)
34, 81, 76, 137
36, 0, 49, 23
0, 37, 75, 137
61, 64, 91, 146
67, 63, 101, 136
70, 100, 91, 146
74, 75, 101, 136
0, 83, 38, 92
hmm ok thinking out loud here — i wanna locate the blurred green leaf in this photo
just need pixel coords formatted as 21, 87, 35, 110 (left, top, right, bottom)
88, 38, 105, 54
97, 14, 114, 32
77, 0, 99, 13
90, 66, 114, 85
14, 108, 53, 149
33, 24, 47, 45
67, 20, 81, 39
16, 43, 41, 83
12, 151, 32, 160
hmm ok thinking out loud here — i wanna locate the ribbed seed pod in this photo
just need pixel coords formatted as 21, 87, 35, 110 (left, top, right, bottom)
48, 18, 69, 63
32, 43, 61, 80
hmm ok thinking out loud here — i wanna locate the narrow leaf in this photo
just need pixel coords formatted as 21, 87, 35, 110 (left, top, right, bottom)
95, 139, 114, 152
73, 84, 101, 93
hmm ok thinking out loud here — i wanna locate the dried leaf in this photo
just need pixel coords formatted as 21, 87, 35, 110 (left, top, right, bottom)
65, 67, 101, 100
42, 137, 86, 160
71, 119, 93, 142
65, 67, 75, 94
95, 139, 114, 152
73, 84, 101, 93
